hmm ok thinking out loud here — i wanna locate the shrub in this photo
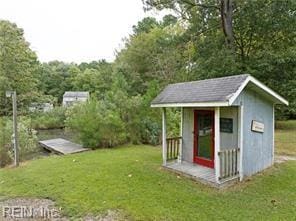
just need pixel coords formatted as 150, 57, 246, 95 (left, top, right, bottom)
126, 81, 180, 145
0, 117, 38, 167
30, 107, 66, 129
65, 100, 127, 148
18, 118, 39, 158
137, 109, 180, 145
140, 118, 161, 145
0, 117, 12, 167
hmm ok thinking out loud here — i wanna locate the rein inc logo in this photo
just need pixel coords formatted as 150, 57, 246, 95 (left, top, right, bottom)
3, 205, 60, 219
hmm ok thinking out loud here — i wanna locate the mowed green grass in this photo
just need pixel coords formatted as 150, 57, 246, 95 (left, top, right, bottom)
275, 120, 296, 155
0, 145, 296, 220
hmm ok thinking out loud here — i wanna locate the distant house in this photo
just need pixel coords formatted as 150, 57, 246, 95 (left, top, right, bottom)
151, 74, 288, 187
29, 102, 54, 112
62, 91, 89, 106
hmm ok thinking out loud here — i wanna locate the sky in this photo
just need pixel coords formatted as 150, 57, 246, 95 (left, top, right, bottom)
0, 0, 165, 63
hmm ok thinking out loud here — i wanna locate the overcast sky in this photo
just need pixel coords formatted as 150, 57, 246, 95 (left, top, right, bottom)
0, 0, 165, 63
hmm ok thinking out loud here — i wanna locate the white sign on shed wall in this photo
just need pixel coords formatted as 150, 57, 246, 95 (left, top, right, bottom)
251, 120, 264, 133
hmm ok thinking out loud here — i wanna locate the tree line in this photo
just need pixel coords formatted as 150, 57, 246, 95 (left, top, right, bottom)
0, 0, 295, 149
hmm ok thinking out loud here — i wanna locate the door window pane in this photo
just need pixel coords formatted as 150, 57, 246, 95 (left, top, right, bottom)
197, 114, 213, 159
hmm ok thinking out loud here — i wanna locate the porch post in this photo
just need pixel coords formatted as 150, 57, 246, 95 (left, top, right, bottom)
162, 107, 167, 165
272, 104, 275, 165
214, 107, 220, 183
238, 104, 244, 181
178, 107, 183, 163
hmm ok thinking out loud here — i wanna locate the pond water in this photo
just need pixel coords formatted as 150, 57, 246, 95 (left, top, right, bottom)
37, 129, 78, 143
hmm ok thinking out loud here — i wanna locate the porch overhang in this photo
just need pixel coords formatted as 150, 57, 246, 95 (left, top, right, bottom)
151, 101, 229, 108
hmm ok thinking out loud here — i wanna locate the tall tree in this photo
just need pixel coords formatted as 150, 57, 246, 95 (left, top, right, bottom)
143, 0, 235, 47
142, 0, 296, 118
116, 22, 189, 95
38, 61, 79, 103
220, 0, 234, 47
132, 17, 159, 34
0, 20, 41, 114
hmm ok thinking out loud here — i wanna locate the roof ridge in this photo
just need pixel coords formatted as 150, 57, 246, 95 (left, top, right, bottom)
168, 74, 250, 86
64, 91, 89, 93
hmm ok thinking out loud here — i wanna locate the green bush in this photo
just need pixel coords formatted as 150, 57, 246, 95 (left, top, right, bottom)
0, 117, 12, 167
30, 107, 66, 129
127, 81, 180, 145
66, 100, 127, 148
140, 118, 161, 145
18, 118, 39, 158
0, 117, 38, 167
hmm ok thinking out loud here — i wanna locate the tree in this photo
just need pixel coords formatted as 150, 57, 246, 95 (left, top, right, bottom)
162, 14, 178, 27
38, 61, 78, 103
38, 60, 113, 103
220, 0, 234, 47
72, 67, 113, 100
116, 20, 190, 94
143, 0, 234, 47
132, 17, 159, 34
0, 20, 41, 114
142, 0, 296, 118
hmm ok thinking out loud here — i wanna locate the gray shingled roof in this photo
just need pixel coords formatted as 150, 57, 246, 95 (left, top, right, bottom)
63, 91, 89, 98
151, 74, 249, 105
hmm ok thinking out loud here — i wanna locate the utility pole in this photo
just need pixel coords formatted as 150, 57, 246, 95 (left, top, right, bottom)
6, 91, 19, 167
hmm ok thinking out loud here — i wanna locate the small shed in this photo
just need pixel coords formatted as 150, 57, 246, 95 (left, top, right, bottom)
151, 74, 288, 187
62, 91, 89, 107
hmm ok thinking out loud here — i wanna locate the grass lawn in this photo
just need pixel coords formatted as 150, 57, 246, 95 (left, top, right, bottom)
275, 120, 296, 155
0, 144, 296, 220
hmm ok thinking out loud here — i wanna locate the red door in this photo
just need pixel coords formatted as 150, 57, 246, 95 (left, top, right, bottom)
193, 110, 215, 168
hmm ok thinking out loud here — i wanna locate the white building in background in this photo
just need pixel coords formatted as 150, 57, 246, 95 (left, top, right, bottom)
29, 103, 54, 112
62, 91, 89, 106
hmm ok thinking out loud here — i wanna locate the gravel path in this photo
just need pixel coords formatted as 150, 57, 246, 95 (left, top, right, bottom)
274, 155, 296, 163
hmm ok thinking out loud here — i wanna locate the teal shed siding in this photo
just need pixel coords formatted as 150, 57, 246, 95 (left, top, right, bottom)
234, 88, 274, 177
181, 107, 195, 163
220, 107, 238, 150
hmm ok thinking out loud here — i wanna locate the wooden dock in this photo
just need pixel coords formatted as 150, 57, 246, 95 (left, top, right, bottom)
39, 138, 89, 155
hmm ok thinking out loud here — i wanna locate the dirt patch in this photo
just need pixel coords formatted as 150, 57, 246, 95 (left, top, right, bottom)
0, 198, 130, 221
275, 155, 296, 163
